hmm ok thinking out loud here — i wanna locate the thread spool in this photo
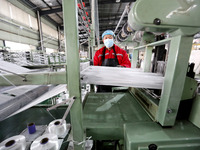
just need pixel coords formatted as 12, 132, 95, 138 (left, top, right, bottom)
48, 119, 67, 136
30, 134, 59, 150
0, 135, 26, 150
28, 122, 36, 134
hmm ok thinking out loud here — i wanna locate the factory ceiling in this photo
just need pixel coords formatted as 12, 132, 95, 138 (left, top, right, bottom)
18, 0, 136, 45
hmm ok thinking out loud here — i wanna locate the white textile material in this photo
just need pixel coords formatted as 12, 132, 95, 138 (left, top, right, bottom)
7, 84, 67, 118
0, 60, 30, 73
81, 66, 164, 89
80, 62, 90, 71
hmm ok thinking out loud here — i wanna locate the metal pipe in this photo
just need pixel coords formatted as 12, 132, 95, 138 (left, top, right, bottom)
114, 4, 129, 34
46, 96, 75, 111
36, 11, 44, 52
57, 26, 61, 52
61, 97, 76, 124
134, 38, 172, 51
88, 37, 91, 59
91, 0, 96, 47
94, 0, 100, 46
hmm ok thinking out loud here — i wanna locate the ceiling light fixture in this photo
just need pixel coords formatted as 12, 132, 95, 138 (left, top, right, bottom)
116, 0, 120, 3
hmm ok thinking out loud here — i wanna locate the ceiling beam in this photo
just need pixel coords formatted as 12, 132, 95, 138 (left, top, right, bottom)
40, 7, 62, 16
99, 16, 128, 22
41, 0, 63, 20
99, 25, 123, 30
85, 0, 136, 6
79, 37, 88, 40
99, 0, 136, 4
18, 0, 37, 10
99, 20, 126, 26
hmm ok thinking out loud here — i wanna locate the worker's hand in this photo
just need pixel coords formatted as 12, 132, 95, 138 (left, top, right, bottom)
117, 65, 125, 68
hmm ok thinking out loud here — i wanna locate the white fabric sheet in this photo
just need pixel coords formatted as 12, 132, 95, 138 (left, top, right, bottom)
0, 60, 30, 73
7, 84, 67, 118
81, 66, 164, 89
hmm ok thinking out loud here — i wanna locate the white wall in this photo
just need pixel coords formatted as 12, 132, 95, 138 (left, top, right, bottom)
0, 0, 58, 39
5, 41, 31, 51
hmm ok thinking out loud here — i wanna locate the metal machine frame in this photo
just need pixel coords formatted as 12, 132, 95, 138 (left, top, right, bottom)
1, 0, 200, 150
131, 36, 194, 126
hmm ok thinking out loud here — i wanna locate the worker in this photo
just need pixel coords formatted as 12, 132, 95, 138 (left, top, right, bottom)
93, 30, 131, 92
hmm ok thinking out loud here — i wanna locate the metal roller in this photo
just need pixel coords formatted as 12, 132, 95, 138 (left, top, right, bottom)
117, 30, 128, 42
122, 23, 134, 36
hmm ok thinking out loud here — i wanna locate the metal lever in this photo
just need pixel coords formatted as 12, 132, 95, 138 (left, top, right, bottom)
46, 96, 75, 111
47, 96, 76, 125
61, 97, 76, 124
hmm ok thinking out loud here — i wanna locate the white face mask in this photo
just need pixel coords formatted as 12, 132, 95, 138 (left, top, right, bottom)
104, 39, 114, 48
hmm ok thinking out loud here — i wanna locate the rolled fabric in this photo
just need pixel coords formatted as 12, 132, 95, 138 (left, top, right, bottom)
30, 134, 59, 150
48, 119, 67, 136
0, 135, 26, 150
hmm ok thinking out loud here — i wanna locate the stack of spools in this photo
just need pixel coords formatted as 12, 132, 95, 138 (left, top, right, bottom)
30, 119, 67, 150
0, 119, 67, 150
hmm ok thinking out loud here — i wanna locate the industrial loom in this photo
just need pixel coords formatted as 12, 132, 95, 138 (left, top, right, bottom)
0, 0, 200, 150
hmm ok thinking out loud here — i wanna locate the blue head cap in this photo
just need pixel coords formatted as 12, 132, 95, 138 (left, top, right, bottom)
102, 30, 115, 39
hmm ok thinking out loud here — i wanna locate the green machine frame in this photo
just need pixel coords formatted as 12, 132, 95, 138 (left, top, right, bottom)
128, 0, 200, 127
131, 36, 195, 126
1, 0, 200, 150
63, 0, 85, 149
